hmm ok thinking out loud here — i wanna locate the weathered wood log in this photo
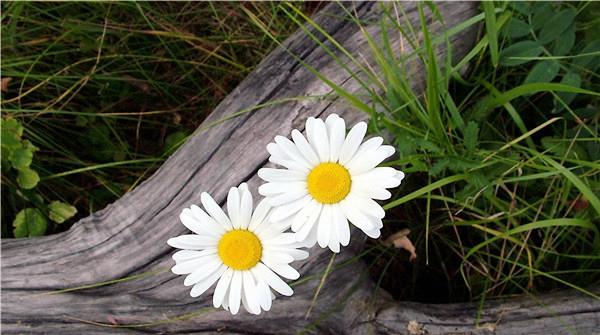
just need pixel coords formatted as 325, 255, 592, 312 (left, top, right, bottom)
2, 2, 599, 334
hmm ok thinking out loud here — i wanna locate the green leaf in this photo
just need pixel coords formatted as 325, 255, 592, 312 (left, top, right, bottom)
17, 167, 40, 189
464, 121, 479, 152
9, 146, 33, 170
48, 201, 78, 224
500, 40, 543, 66
531, 4, 554, 30
524, 60, 560, 84
13, 208, 47, 237
0, 118, 24, 149
538, 9, 577, 44
506, 18, 530, 38
552, 23, 575, 56
555, 71, 581, 108
509, 2, 531, 15
574, 39, 600, 70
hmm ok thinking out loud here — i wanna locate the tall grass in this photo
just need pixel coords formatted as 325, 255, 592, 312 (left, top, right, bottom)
263, 1, 600, 304
1, 2, 310, 237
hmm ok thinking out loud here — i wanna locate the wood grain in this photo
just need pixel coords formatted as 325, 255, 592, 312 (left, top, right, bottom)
2, 2, 598, 334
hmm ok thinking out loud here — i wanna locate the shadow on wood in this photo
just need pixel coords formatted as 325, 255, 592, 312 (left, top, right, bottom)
2, 2, 599, 334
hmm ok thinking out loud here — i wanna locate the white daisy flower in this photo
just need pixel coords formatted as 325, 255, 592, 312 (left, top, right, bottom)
167, 183, 308, 315
257, 114, 405, 252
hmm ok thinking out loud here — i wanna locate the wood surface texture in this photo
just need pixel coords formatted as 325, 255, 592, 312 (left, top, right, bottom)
3, 2, 598, 334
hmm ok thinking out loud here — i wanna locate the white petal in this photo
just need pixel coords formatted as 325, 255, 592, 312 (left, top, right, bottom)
291, 129, 320, 166
253, 263, 293, 296
179, 208, 206, 236
189, 205, 224, 236
258, 168, 307, 182
258, 181, 306, 196
265, 188, 308, 207
167, 235, 217, 250
326, 115, 346, 162
255, 221, 289, 240
267, 141, 289, 160
190, 264, 226, 298
264, 232, 297, 245
213, 268, 234, 308
275, 135, 312, 169
353, 167, 402, 189
345, 193, 385, 219
254, 276, 272, 311
262, 259, 300, 280
242, 271, 261, 314
317, 205, 331, 248
339, 122, 367, 165
172, 254, 218, 275
239, 184, 253, 229
227, 187, 241, 229
271, 195, 311, 222
339, 200, 375, 233
334, 205, 351, 247
269, 156, 308, 172
201, 192, 232, 231
350, 183, 392, 200
328, 208, 341, 252
346, 145, 395, 175
305, 117, 318, 153
184, 258, 223, 286
228, 271, 242, 315
301, 221, 319, 248
291, 199, 320, 232
262, 251, 294, 264
350, 137, 383, 163
248, 198, 271, 232
364, 226, 382, 239
264, 246, 309, 261
312, 118, 330, 162
294, 202, 322, 243
172, 249, 216, 262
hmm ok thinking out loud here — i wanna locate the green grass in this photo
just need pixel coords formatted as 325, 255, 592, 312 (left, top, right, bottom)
1, 1, 313, 237
271, 1, 600, 305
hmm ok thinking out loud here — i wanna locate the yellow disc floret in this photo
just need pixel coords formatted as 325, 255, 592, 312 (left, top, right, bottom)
307, 162, 352, 204
218, 230, 262, 270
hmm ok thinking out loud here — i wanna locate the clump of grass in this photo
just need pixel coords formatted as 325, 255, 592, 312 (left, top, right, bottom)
1, 2, 310, 237
275, 1, 600, 304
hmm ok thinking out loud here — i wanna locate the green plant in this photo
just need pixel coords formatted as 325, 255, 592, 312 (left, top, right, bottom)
1, 117, 78, 236
1, 2, 308, 237
258, 1, 599, 304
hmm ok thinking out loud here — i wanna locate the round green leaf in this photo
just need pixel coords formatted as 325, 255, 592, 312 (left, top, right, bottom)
1, 118, 24, 150
524, 61, 560, 84
13, 208, 47, 237
48, 201, 78, 224
17, 167, 40, 189
500, 40, 543, 66
9, 146, 33, 170
538, 9, 577, 44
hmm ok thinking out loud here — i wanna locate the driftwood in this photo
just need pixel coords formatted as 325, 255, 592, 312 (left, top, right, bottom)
2, 2, 599, 334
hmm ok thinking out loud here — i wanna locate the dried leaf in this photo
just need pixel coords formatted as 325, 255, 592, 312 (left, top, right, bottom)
407, 320, 424, 335
1, 77, 12, 92
384, 228, 417, 261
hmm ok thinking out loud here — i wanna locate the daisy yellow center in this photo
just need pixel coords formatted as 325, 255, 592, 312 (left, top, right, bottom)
217, 230, 262, 270
307, 162, 351, 204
